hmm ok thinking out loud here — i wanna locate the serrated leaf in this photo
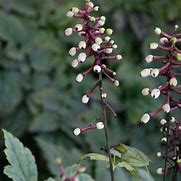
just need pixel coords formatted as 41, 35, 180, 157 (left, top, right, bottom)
3, 130, 38, 181
80, 153, 109, 162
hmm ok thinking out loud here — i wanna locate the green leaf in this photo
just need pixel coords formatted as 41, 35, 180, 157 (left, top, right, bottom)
65, 165, 94, 181
80, 153, 109, 162
117, 162, 134, 171
3, 130, 38, 181
78, 173, 94, 181
0, 11, 28, 43
0, 71, 22, 115
0, 0, 36, 16
115, 144, 150, 167
36, 137, 81, 176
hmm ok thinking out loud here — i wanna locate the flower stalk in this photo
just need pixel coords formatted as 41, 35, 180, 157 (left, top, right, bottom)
65, 1, 122, 180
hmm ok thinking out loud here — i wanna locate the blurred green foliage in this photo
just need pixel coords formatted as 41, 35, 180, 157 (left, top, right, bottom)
0, 0, 180, 180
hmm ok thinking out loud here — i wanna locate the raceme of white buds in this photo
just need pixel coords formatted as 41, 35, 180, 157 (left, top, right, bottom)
65, 0, 122, 112
141, 25, 181, 123
65, 1, 122, 137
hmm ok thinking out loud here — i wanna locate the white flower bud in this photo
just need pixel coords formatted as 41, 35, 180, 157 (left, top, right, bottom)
161, 137, 167, 142
109, 40, 114, 45
89, 16, 96, 22
92, 43, 100, 52
99, 28, 105, 33
160, 37, 168, 44
105, 36, 111, 41
100, 16, 106, 21
105, 48, 113, 54
78, 166, 86, 173
78, 41, 86, 49
71, 59, 79, 68
78, 53, 86, 63
140, 68, 151, 77
151, 68, 159, 77
93, 65, 101, 73
157, 168, 163, 175
154, 27, 162, 35
176, 53, 181, 61
141, 113, 150, 123
106, 28, 113, 35
170, 117, 175, 123
76, 74, 84, 83
169, 77, 177, 87
65, 28, 73, 36
150, 42, 159, 49
94, 6, 99, 11
75, 24, 83, 31
113, 44, 118, 49
101, 93, 107, 98
69, 47, 77, 56
98, 20, 105, 26
175, 25, 179, 29
73, 128, 81, 136
156, 152, 162, 157
142, 88, 150, 96
145, 55, 153, 63
87, 2, 94, 8
160, 119, 167, 125
151, 89, 160, 99
71, 7, 79, 13
114, 80, 119, 86
95, 37, 103, 45
66, 11, 74, 17
162, 103, 170, 113
82, 95, 89, 104
96, 122, 104, 129
116, 55, 122, 60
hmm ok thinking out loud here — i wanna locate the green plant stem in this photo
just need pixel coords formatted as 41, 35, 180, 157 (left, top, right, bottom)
99, 73, 114, 181
102, 106, 115, 181
163, 113, 170, 181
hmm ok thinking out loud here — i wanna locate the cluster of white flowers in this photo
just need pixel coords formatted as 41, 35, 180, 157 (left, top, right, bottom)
140, 25, 180, 124
65, 0, 122, 105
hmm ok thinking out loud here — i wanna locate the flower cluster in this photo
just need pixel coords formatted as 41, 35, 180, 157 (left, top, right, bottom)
140, 25, 181, 124
65, 0, 122, 136
140, 25, 181, 178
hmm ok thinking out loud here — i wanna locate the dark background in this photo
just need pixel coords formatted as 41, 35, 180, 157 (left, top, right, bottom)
0, 0, 180, 180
